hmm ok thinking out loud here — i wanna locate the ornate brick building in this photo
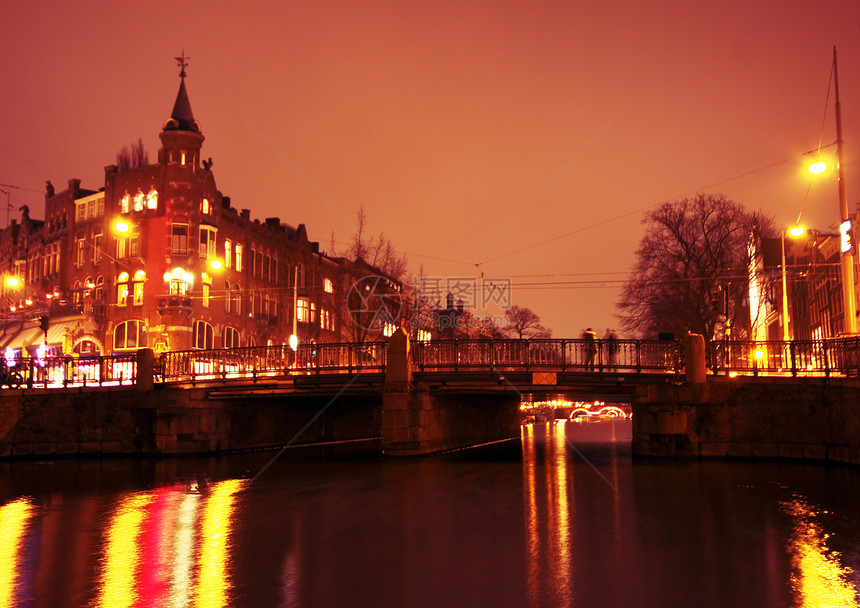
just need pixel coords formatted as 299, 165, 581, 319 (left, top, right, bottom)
0, 62, 399, 358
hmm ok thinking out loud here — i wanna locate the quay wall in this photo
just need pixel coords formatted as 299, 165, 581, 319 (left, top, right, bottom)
632, 377, 860, 465
0, 385, 380, 459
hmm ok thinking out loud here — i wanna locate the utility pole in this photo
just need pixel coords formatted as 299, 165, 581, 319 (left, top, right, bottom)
834, 46, 857, 334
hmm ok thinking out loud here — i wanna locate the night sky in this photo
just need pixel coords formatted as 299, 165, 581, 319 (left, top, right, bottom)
2, 0, 859, 338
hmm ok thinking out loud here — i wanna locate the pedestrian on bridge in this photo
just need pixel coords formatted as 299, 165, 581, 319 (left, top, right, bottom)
583, 327, 597, 370
604, 328, 618, 367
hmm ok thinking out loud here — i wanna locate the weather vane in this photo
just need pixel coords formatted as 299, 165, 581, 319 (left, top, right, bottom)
175, 49, 189, 78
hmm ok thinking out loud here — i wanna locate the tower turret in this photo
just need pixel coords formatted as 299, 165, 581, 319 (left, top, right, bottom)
158, 51, 204, 169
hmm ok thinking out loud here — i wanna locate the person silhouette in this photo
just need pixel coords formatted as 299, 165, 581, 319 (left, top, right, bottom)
583, 327, 597, 370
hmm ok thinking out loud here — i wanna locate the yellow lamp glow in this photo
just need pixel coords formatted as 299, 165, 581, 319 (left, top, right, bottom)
809, 161, 827, 174
4, 276, 20, 288
754, 349, 764, 361
115, 220, 130, 233
209, 259, 223, 270
289, 335, 298, 351
789, 227, 805, 237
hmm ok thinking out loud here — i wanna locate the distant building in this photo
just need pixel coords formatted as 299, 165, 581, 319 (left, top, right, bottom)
749, 229, 845, 341
0, 62, 399, 358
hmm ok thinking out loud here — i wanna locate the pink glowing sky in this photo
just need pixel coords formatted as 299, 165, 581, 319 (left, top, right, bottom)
2, 0, 859, 338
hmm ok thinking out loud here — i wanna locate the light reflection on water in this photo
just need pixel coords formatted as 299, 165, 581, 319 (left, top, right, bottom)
1, 421, 860, 607
90, 479, 245, 608
782, 496, 859, 607
0, 496, 34, 608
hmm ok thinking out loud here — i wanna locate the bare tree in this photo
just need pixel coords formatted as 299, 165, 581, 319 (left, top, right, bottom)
503, 305, 551, 339
616, 193, 773, 340
340, 207, 409, 282
116, 138, 149, 170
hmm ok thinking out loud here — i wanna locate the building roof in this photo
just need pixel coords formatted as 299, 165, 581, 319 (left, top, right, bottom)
163, 74, 200, 134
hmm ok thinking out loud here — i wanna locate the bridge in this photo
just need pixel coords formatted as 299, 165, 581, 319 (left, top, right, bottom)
5, 335, 860, 390
2, 332, 860, 463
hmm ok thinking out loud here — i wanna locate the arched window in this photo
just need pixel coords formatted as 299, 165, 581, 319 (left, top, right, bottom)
133, 190, 145, 212
223, 326, 240, 349
146, 189, 158, 210
95, 276, 104, 301
120, 193, 130, 214
117, 272, 129, 306
73, 280, 82, 305
133, 270, 145, 305
193, 320, 214, 349
113, 320, 147, 350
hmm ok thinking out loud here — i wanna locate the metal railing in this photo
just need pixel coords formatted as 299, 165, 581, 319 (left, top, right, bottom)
411, 338, 682, 374
0, 354, 138, 389
6, 337, 860, 390
708, 338, 860, 377
157, 341, 388, 384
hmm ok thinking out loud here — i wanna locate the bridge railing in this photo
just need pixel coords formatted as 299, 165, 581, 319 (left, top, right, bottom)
1, 353, 138, 388
157, 341, 388, 383
411, 338, 682, 374
708, 338, 860, 377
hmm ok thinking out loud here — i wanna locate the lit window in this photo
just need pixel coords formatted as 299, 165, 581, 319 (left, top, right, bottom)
133, 270, 145, 305
225, 240, 232, 268
224, 280, 231, 313
171, 224, 189, 255
201, 198, 210, 214
202, 272, 211, 307
93, 232, 103, 263
75, 237, 86, 268
117, 272, 130, 306
193, 320, 214, 349
310, 302, 316, 323
113, 320, 147, 350
199, 226, 217, 259
297, 298, 309, 322
324, 278, 334, 293
120, 194, 130, 214
132, 191, 143, 212
166, 267, 192, 295
146, 189, 158, 210
235, 244, 243, 272
181, 151, 186, 166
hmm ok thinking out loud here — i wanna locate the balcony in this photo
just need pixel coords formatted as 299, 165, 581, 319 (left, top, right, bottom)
157, 295, 193, 315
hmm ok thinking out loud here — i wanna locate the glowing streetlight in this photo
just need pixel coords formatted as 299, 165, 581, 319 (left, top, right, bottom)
114, 220, 130, 233
4, 276, 20, 288
209, 259, 223, 271
808, 160, 827, 174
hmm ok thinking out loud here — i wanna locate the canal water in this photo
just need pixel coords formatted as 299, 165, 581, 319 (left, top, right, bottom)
2, 420, 860, 607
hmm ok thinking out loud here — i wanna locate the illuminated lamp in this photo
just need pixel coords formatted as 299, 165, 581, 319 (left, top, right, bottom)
808, 161, 826, 174
4, 276, 20, 288
115, 220, 130, 233
289, 335, 298, 351
209, 259, 223, 271
788, 226, 805, 237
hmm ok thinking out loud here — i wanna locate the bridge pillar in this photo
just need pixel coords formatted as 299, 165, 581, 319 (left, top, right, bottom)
684, 332, 706, 385
382, 329, 427, 455
136, 348, 155, 392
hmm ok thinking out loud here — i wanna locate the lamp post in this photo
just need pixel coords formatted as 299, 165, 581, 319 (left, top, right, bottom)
781, 228, 790, 341
812, 47, 857, 333
834, 47, 857, 334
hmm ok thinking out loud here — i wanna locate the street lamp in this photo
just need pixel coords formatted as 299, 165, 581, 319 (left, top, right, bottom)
807, 47, 856, 333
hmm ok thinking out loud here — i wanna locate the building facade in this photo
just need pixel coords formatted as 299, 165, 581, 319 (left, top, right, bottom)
0, 66, 400, 359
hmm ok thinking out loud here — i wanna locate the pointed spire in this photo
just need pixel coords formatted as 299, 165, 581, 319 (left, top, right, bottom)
163, 50, 201, 133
